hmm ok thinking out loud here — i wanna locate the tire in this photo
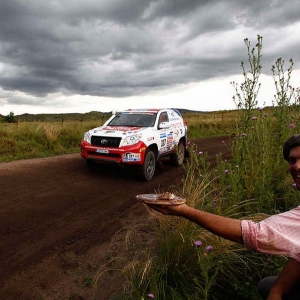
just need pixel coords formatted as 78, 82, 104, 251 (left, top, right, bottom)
137, 149, 156, 181
170, 140, 185, 166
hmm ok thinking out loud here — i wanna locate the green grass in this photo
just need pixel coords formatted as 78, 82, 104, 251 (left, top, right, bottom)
0, 120, 102, 162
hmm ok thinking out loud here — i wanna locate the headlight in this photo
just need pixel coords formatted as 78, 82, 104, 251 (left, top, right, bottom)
84, 132, 91, 144
121, 134, 142, 146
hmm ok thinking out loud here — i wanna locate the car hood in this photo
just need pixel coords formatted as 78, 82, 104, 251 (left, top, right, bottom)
90, 125, 145, 137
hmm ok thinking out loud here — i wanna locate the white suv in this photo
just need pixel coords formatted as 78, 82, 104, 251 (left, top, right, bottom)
80, 108, 188, 181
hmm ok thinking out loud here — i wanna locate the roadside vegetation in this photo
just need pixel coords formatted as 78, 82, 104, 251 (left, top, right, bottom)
1, 108, 239, 163
1, 35, 300, 299
91, 35, 300, 299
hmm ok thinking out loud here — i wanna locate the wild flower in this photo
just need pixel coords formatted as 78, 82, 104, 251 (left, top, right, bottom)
194, 240, 203, 247
292, 183, 296, 187
148, 294, 155, 299
241, 133, 247, 137
194, 242, 217, 299
198, 151, 203, 155
206, 245, 213, 252
252, 116, 257, 120
258, 107, 264, 111
289, 123, 296, 129
225, 169, 229, 174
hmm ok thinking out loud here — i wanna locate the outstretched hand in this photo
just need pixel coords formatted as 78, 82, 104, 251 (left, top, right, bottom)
146, 203, 189, 216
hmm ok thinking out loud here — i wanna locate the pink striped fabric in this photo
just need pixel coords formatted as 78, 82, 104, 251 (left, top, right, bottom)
241, 206, 300, 262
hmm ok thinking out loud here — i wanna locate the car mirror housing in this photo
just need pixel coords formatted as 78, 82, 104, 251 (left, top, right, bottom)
159, 122, 170, 129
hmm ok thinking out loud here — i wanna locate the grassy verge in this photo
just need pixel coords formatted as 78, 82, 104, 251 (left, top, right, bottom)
0, 121, 101, 162
91, 35, 300, 300
0, 114, 237, 163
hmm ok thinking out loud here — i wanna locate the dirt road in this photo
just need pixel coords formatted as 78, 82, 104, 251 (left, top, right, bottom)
0, 136, 231, 299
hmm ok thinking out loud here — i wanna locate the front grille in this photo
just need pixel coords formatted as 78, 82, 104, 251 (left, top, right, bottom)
91, 136, 121, 148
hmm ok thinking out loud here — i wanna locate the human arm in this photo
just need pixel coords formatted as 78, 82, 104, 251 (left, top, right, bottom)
267, 258, 300, 300
147, 203, 243, 244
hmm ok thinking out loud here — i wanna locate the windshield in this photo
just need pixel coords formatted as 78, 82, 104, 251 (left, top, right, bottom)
108, 112, 157, 127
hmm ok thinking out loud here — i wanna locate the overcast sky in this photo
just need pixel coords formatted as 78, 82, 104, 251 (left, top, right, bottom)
0, 0, 300, 115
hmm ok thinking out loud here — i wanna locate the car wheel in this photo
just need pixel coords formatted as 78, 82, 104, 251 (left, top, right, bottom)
137, 149, 156, 181
170, 140, 185, 166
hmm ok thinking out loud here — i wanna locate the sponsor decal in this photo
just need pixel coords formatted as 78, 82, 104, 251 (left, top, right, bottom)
125, 111, 155, 115
160, 133, 166, 138
140, 147, 146, 152
105, 126, 141, 131
171, 122, 183, 128
147, 136, 154, 141
167, 133, 173, 148
123, 152, 141, 162
159, 147, 167, 153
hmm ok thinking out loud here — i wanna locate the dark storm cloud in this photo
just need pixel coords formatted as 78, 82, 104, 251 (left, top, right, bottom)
0, 0, 299, 105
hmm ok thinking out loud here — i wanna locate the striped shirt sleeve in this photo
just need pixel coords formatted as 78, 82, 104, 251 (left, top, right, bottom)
241, 206, 300, 263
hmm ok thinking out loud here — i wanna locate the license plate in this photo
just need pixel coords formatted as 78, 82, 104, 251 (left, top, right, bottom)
96, 149, 109, 153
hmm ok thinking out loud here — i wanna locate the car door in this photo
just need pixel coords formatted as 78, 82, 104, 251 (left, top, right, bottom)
157, 111, 174, 154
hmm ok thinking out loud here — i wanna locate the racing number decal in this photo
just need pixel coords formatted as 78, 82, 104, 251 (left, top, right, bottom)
159, 132, 173, 153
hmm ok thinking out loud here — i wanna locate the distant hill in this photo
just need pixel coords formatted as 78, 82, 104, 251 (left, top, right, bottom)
0, 108, 236, 123
0, 111, 112, 122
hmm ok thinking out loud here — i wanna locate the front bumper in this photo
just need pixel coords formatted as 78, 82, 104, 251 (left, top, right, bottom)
80, 140, 147, 165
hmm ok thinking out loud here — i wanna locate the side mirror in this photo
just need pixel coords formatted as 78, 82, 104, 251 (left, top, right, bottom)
159, 121, 170, 129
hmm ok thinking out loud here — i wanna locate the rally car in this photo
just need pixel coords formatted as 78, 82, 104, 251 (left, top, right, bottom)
80, 108, 188, 181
